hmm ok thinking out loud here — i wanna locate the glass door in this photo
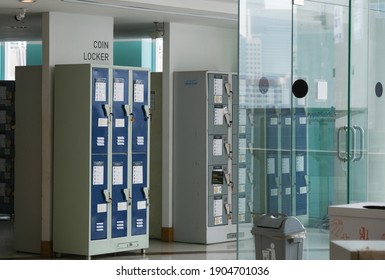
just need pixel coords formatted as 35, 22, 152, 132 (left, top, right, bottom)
237, 0, 364, 260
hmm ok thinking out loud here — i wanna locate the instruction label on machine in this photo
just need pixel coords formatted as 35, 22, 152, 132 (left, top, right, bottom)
133, 161, 144, 184
113, 78, 125, 102
134, 80, 144, 103
92, 161, 104, 185
94, 78, 107, 102
213, 136, 223, 156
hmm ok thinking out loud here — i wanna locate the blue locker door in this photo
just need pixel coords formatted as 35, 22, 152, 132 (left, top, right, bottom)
112, 69, 129, 153
111, 156, 128, 238
266, 109, 279, 213
131, 155, 148, 235
132, 71, 149, 154
295, 108, 307, 215
281, 109, 292, 215
91, 156, 108, 240
91, 67, 109, 241
92, 68, 109, 155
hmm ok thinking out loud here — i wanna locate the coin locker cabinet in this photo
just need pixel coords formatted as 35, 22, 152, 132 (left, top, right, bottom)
173, 71, 252, 244
53, 64, 150, 258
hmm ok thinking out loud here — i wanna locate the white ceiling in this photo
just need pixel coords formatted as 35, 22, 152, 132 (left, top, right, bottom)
0, 0, 238, 41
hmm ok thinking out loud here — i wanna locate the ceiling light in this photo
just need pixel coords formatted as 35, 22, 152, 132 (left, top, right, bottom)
19, 0, 37, 3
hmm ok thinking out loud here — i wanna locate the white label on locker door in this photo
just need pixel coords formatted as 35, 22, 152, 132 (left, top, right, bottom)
239, 168, 246, 185
117, 202, 127, 211
213, 198, 223, 217
133, 164, 143, 184
113, 165, 123, 185
134, 83, 144, 103
213, 138, 223, 156
114, 79, 124, 101
98, 118, 108, 127
239, 197, 246, 214
282, 157, 290, 174
214, 78, 223, 96
285, 117, 291, 125
296, 155, 305, 172
239, 138, 247, 154
270, 117, 278, 125
137, 200, 146, 210
214, 95, 223, 104
271, 188, 278, 196
267, 158, 275, 174
93, 165, 104, 185
95, 79, 107, 102
285, 187, 291, 195
300, 186, 307, 194
239, 154, 246, 163
239, 184, 246, 192
115, 118, 125, 128
214, 107, 224, 125
299, 117, 307, 125
213, 184, 222, 194
214, 217, 223, 225
97, 203, 107, 213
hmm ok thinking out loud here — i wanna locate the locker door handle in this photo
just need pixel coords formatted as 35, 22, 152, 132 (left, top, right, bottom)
122, 104, 131, 116
225, 82, 232, 97
142, 105, 151, 119
102, 189, 112, 203
102, 104, 111, 117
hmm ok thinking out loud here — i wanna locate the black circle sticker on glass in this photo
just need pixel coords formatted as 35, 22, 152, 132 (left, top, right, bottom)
259, 77, 269, 94
375, 82, 383, 98
292, 79, 308, 99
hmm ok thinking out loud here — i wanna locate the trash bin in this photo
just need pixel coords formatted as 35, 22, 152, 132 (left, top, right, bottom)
251, 213, 306, 260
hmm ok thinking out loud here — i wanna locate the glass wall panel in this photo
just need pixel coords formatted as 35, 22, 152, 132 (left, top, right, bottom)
238, 0, 354, 260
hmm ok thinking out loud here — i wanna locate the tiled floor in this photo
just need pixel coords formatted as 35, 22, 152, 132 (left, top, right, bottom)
0, 219, 329, 260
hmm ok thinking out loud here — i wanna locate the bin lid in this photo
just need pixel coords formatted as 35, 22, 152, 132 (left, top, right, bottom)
253, 213, 305, 236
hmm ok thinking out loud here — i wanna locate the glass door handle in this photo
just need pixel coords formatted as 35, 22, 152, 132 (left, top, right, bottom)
337, 126, 348, 162
353, 125, 364, 161
349, 126, 357, 161
337, 125, 357, 162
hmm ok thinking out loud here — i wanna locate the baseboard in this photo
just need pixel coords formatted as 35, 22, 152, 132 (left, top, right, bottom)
161, 227, 174, 242
40, 241, 53, 258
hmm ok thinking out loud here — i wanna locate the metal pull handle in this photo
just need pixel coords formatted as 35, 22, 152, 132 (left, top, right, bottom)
353, 125, 364, 161
337, 126, 347, 162
349, 126, 356, 161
